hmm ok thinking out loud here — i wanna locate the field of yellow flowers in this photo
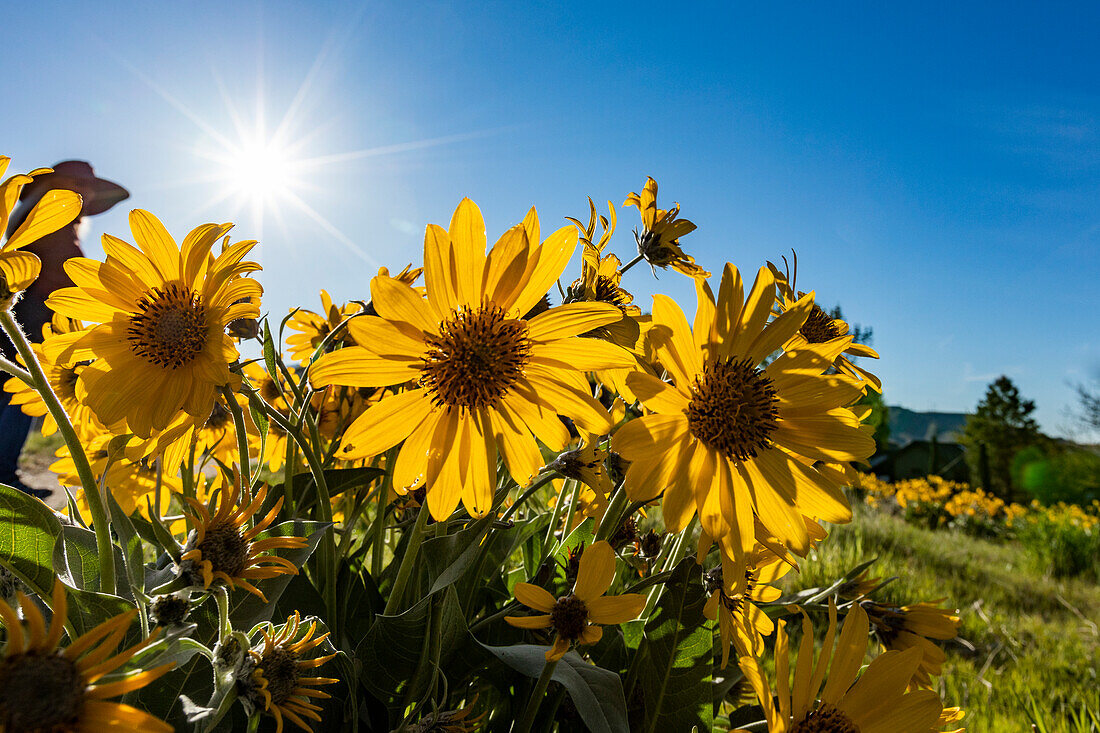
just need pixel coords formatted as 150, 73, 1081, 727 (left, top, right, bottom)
0, 155, 1052, 732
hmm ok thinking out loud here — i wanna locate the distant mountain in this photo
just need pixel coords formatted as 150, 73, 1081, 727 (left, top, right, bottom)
888, 406, 968, 446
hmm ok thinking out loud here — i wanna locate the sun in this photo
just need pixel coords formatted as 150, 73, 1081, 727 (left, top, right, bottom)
224, 138, 296, 201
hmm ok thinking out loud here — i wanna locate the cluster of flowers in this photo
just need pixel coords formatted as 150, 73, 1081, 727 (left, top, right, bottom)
857, 472, 1098, 536
0, 155, 967, 731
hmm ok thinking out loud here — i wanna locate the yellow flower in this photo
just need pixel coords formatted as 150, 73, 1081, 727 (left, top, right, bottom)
0, 156, 82, 307
239, 612, 338, 733
178, 476, 306, 600
50, 427, 179, 522
3, 315, 102, 437
0, 579, 173, 732
769, 260, 882, 392
623, 177, 708, 278
310, 199, 634, 519
612, 264, 873, 580
44, 209, 262, 437
864, 600, 960, 688
505, 540, 645, 661
703, 544, 791, 668
738, 601, 956, 732
285, 289, 363, 364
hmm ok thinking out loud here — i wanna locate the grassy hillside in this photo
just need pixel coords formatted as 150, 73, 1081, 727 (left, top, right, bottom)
786, 503, 1100, 732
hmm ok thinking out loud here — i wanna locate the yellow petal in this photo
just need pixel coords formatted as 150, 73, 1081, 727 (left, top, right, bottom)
0, 251, 41, 292
4, 189, 82, 251
514, 582, 556, 612
573, 540, 615, 602
505, 614, 553, 629
586, 593, 646, 625
526, 302, 622, 341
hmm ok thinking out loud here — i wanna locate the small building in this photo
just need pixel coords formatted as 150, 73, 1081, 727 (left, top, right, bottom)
871, 439, 969, 483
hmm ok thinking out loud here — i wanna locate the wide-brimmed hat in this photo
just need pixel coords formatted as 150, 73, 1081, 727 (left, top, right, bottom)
19, 160, 129, 216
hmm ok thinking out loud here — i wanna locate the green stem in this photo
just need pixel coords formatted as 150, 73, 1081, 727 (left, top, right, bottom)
0, 354, 31, 382
383, 504, 431, 616
0, 309, 115, 594
498, 471, 558, 525
220, 385, 253, 490
618, 252, 645, 276
594, 483, 628, 541
515, 657, 558, 733
372, 446, 399, 578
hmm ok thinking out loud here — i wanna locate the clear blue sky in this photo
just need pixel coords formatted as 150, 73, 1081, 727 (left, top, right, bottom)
4, 1, 1099, 437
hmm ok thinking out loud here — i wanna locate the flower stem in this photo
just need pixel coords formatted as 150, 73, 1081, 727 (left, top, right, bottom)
371, 446, 399, 578
618, 253, 645, 276
220, 385, 253, 490
515, 657, 558, 733
0, 309, 115, 594
383, 502, 431, 616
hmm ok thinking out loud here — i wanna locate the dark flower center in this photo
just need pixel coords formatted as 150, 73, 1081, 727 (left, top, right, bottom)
150, 594, 190, 627
194, 521, 249, 579
256, 647, 300, 706
128, 283, 208, 369
420, 305, 531, 411
799, 304, 842, 344
550, 594, 589, 640
687, 357, 780, 461
790, 704, 861, 733
0, 653, 85, 731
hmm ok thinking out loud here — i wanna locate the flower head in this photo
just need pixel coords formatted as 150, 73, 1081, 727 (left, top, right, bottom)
237, 612, 338, 733
178, 475, 306, 600
864, 599, 960, 688
737, 601, 958, 732
310, 199, 635, 520
623, 177, 708, 279
506, 540, 645, 661
44, 210, 261, 437
703, 544, 791, 668
612, 264, 873, 580
0, 579, 173, 732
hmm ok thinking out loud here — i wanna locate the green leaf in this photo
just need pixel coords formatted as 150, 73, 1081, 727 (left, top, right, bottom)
262, 318, 280, 379
420, 515, 493, 595
63, 586, 135, 637
248, 399, 269, 475
53, 524, 130, 600
290, 467, 384, 509
105, 489, 145, 595
479, 644, 629, 733
0, 483, 62, 598
635, 558, 713, 733
355, 586, 469, 710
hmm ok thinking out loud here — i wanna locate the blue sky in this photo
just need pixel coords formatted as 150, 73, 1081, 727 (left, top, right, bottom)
4, 1, 1099, 437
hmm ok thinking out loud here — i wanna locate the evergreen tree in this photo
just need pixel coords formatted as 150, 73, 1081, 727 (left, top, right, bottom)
960, 376, 1041, 500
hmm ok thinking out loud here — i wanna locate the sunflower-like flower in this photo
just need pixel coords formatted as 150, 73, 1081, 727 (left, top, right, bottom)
864, 599, 960, 688
4, 314, 103, 437
703, 544, 791, 668
178, 476, 306, 600
44, 209, 262, 437
50, 426, 180, 522
505, 540, 645, 661
310, 199, 634, 519
0, 579, 173, 732
769, 260, 882, 392
285, 289, 363, 364
407, 697, 484, 732
623, 177, 708, 279
237, 612, 338, 733
0, 156, 82, 308
737, 601, 958, 732
612, 265, 873, 586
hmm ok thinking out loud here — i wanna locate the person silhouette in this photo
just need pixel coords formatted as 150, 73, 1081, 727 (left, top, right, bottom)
0, 161, 128, 498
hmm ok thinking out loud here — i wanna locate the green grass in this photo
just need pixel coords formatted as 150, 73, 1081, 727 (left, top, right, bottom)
785, 503, 1100, 732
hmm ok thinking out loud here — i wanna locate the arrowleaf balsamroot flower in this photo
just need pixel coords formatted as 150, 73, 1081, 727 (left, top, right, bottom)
310, 199, 635, 519
737, 601, 959, 733
44, 209, 261, 437
612, 264, 874, 587
0, 579, 173, 732
238, 612, 338, 733
864, 599, 960, 688
623, 176, 708, 279
506, 540, 645, 661
178, 475, 306, 600
0, 156, 83, 308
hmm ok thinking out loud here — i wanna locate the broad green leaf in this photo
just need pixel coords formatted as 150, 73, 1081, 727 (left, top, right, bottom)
105, 490, 145, 595
634, 558, 713, 733
355, 586, 468, 711
290, 466, 384, 509
0, 483, 61, 598
480, 644, 629, 733
53, 524, 130, 600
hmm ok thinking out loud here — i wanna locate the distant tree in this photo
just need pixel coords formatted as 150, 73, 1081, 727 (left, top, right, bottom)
1072, 376, 1100, 437
827, 305, 873, 347
960, 376, 1042, 500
